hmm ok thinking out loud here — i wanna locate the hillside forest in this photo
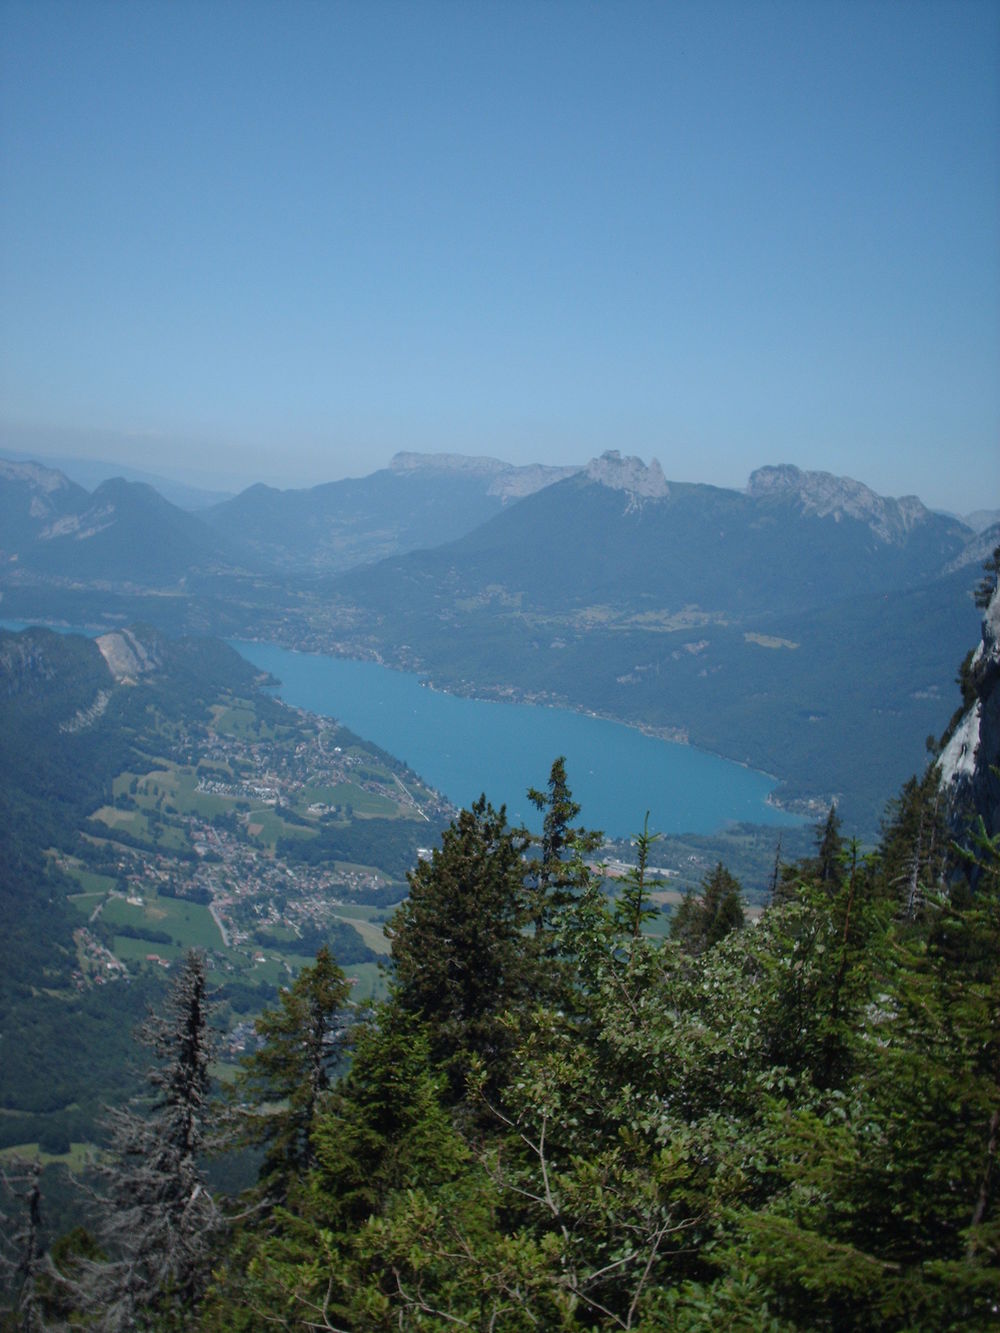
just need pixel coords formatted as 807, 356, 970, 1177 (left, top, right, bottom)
1, 556, 999, 1330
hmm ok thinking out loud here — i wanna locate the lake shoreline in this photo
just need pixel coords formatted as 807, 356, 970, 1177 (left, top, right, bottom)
235, 632, 804, 808
230, 637, 805, 836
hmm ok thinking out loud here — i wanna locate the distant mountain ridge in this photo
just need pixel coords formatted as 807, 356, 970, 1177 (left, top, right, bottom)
1, 465, 239, 584
200, 452, 582, 574
319, 454, 982, 831
0, 448, 986, 831
0, 458, 91, 550
0, 447, 232, 510
2, 451, 981, 588
333, 454, 972, 625
389, 450, 580, 500
747, 464, 932, 544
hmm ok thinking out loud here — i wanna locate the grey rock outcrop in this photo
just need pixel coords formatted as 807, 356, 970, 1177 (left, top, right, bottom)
390, 451, 511, 477
747, 464, 932, 545
938, 584, 1000, 839
943, 521, 1000, 576
584, 450, 670, 500
96, 628, 162, 683
390, 451, 580, 502
486, 463, 581, 501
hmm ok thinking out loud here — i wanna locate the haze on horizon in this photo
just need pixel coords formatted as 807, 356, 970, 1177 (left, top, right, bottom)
1, 0, 997, 514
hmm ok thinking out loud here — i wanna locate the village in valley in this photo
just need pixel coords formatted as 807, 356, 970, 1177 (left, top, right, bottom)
54, 683, 451, 1031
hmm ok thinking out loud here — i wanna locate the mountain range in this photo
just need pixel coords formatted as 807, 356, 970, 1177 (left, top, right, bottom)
1, 448, 993, 833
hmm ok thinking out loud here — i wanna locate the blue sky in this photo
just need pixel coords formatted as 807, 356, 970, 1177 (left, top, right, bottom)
1, 0, 997, 511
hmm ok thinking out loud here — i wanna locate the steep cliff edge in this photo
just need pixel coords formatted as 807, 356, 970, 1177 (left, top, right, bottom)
938, 582, 1000, 837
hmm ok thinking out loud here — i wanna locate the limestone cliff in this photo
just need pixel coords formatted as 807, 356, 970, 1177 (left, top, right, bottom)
96, 627, 163, 683
938, 583, 1000, 838
748, 464, 933, 545
389, 450, 579, 502
584, 450, 670, 500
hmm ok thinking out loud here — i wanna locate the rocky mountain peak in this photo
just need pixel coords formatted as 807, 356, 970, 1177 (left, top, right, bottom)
584, 451, 669, 500
390, 451, 509, 477
0, 458, 77, 495
747, 464, 930, 544
487, 463, 581, 502
390, 450, 580, 502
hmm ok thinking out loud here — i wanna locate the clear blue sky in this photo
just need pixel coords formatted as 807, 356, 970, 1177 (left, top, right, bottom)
1, 0, 997, 511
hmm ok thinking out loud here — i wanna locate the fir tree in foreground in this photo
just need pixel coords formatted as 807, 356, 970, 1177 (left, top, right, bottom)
387, 793, 531, 1098
71, 951, 222, 1330
232, 944, 352, 1203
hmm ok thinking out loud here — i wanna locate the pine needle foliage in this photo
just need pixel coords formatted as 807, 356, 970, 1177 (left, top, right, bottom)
77, 950, 222, 1331
233, 944, 352, 1200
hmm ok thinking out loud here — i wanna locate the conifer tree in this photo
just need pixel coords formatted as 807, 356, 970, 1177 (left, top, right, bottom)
613, 813, 661, 959
525, 755, 602, 933
814, 802, 845, 893
671, 861, 745, 955
79, 950, 221, 1330
388, 794, 530, 1095
0, 1158, 44, 1331
234, 945, 352, 1198
878, 770, 950, 920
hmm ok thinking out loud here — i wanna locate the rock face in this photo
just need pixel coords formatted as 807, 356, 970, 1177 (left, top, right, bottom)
390, 451, 580, 502
938, 584, 1000, 839
390, 451, 510, 477
0, 459, 89, 551
96, 628, 162, 683
584, 450, 670, 500
487, 462, 581, 501
0, 458, 78, 496
747, 464, 931, 545
944, 521, 1000, 576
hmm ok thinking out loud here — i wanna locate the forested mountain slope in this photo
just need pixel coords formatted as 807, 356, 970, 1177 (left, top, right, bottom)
0, 624, 447, 1199
326, 457, 983, 831
202, 451, 578, 575
9, 564, 998, 1331
334, 455, 972, 619
0, 451, 987, 833
0, 465, 242, 583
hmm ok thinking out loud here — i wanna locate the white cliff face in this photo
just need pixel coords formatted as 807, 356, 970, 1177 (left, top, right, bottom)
487, 464, 581, 501
96, 629, 161, 683
747, 464, 931, 544
584, 450, 670, 500
389, 451, 580, 502
0, 459, 76, 495
938, 694, 982, 788
938, 585, 1000, 838
390, 451, 511, 476
41, 504, 116, 541
944, 522, 1000, 575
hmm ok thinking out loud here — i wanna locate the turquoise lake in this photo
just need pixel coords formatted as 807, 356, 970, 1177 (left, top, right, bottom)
231, 641, 801, 839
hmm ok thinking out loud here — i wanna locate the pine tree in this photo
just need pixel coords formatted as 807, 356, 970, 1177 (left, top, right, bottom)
815, 803, 845, 894
0, 1158, 44, 1331
79, 951, 222, 1330
613, 813, 662, 959
388, 794, 530, 1096
878, 770, 950, 921
234, 944, 352, 1198
525, 755, 602, 933
671, 862, 745, 955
